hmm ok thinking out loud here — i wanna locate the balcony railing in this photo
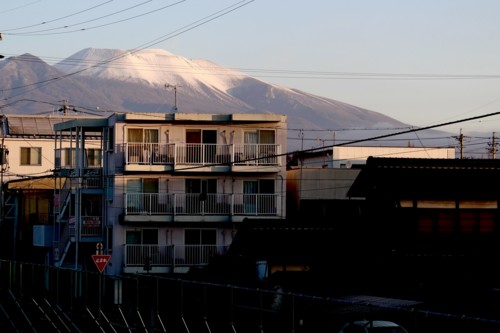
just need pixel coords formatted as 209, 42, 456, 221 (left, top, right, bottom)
175, 143, 232, 165
68, 216, 103, 238
233, 144, 279, 165
125, 143, 175, 164
124, 143, 281, 166
125, 193, 279, 216
124, 244, 228, 267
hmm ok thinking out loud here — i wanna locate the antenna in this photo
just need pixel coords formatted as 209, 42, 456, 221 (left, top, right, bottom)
165, 84, 181, 111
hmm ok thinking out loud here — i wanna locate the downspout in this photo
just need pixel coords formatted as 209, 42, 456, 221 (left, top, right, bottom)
278, 174, 284, 219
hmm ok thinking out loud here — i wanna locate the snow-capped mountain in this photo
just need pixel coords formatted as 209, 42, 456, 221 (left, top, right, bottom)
0, 48, 455, 151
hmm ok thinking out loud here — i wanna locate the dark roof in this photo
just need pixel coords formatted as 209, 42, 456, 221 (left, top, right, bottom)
347, 157, 500, 198
227, 219, 341, 263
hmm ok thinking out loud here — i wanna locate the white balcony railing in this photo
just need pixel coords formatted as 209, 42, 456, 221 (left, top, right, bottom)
125, 193, 279, 216
175, 143, 232, 165
124, 244, 228, 267
124, 143, 281, 167
233, 144, 280, 165
125, 143, 175, 165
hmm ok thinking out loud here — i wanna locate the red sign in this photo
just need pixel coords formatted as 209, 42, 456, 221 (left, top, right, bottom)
92, 254, 111, 273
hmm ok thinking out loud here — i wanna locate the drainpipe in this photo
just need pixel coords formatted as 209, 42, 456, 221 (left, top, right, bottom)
278, 174, 284, 219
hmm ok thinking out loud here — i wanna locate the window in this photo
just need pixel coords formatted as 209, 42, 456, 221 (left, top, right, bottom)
126, 179, 159, 214
184, 229, 217, 264
185, 229, 216, 245
416, 209, 497, 235
20, 147, 41, 165
128, 128, 159, 143
243, 130, 276, 164
185, 179, 217, 213
243, 179, 275, 214
63, 148, 75, 167
185, 179, 217, 195
185, 129, 217, 163
126, 229, 158, 245
127, 128, 159, 164
85, 148, 102, 167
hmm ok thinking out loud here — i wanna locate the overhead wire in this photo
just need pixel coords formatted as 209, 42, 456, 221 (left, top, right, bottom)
0, 0, 114, 32
0, 0, 255, 102
4, 1, 184, 36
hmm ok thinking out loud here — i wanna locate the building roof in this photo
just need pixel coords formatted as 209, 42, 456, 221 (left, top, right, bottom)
347, 156, 500, 198
6, 175, 65, 190
227, 219, 339, 263
3, 114, 105, 137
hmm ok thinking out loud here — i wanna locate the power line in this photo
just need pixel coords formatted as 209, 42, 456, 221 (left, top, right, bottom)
0, 1, 114, 32
0, 1, 255, 102
5, 1, 185, 36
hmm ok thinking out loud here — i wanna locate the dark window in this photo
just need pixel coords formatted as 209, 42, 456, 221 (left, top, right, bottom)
185, 229, 216, 245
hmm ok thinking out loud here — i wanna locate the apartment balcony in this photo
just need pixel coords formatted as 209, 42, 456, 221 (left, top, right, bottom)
124, 143, 175, 172
122, 244, 229, 274
231, 143, 281, 172
68, 216, 104, 242
124, 193, 282, 223
124, 143, 282, 173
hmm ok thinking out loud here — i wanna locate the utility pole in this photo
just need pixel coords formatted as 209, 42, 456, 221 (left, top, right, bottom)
0, 32, 4, 59
488, 132, 498, 159
58, 100, 72, 115
165, 84, 181, 111
453, 129, 466, 159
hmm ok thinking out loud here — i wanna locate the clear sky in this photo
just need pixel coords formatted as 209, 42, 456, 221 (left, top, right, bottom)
2, 0, 500, 135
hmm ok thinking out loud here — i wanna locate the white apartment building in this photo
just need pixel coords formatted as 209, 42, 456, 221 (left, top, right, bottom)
51, 112, 287, 274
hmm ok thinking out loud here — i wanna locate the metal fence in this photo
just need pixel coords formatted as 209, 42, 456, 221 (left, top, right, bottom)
0, 259, 500, 333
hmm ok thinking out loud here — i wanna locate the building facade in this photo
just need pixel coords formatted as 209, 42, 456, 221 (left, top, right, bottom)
0, 114, 103, 260
51, 112, 287, 274
286, 145, 456, 218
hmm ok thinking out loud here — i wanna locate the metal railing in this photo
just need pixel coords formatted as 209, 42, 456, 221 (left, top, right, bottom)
233, 143, 280, 165
66, 216, 103, 238
124, 244, 228, 267
124, 143, 281, 166
175, 143, 232, 165
125, 143, 175, 164
125, 193, 280, 216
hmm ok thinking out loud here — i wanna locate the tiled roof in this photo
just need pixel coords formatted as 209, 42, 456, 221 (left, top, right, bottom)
347, 156, 500, 197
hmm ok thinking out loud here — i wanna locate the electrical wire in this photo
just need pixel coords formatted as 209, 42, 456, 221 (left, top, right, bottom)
0, 0, 255, 102
1, 1, 114, 32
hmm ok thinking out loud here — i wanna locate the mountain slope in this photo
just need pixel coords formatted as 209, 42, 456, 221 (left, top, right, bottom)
0, 48, 454, 151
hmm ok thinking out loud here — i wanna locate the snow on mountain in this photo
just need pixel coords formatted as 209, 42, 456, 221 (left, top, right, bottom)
54, 48, 248, 95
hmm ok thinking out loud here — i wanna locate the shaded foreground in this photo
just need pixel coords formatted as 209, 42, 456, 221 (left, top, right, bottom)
0, 260, 500, 333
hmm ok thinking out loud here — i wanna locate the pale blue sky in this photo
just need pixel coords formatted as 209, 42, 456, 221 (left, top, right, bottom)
2, 0, 500, 134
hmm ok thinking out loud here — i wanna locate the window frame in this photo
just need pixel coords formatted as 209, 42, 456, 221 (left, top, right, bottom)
20, 147, 42, 166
